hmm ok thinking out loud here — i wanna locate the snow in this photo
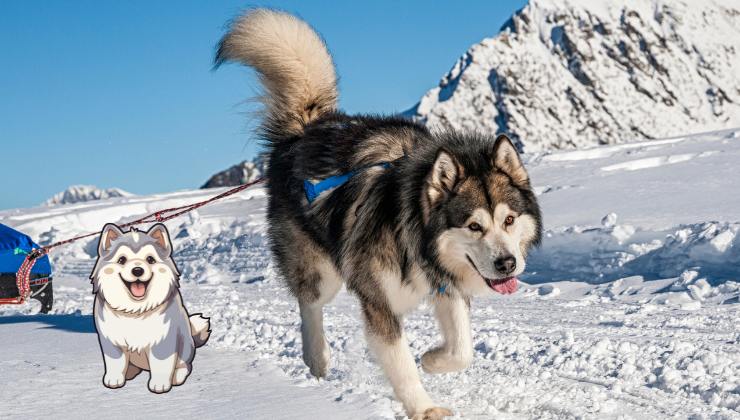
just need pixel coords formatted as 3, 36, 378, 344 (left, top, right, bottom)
1, 129, 739, 418
0, 315, 377, 419
407, 0, 740, 152
42, 185, 133, 207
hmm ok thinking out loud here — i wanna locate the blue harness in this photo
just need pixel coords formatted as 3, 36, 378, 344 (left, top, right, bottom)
303, 161, 393, 203
302, 158, 449, 295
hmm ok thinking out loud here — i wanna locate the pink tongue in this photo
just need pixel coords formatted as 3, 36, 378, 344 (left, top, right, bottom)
491, 277, 518, 295
130, 282, 147, 298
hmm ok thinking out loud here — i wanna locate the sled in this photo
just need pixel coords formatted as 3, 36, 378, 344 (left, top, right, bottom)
0, 224, 53, 313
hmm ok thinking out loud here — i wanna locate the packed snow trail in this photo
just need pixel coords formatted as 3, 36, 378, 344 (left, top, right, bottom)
1, 129, 739, 419
0, 314, 380, 419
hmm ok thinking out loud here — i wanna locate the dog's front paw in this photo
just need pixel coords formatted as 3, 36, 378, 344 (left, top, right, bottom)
103, 373, 126, 389
148, 376, 173, 394
421, 347, 472, 374
412, 407, 453, 420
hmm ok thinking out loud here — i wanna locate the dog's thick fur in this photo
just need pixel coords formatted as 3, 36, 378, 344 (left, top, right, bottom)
217, 9, 542, 419
90, 223, 210, 393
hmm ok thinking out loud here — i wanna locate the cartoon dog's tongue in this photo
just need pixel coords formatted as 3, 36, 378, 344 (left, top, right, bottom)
490, 277, 518, 295
130, 281, 147, 298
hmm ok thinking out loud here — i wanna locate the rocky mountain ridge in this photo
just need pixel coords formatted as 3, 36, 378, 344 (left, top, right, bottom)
407, 0, 740, 151
42, 185, 133, 206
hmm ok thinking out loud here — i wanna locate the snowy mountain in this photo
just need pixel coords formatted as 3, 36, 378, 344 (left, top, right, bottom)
42, 185, 133, 206
2, 128, 739, 418
201, 154, 268, 189
407, 0, 740, 151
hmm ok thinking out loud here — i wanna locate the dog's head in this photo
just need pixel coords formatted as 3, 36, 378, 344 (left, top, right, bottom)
90, 223, 180, 313
417, 134, 542, 296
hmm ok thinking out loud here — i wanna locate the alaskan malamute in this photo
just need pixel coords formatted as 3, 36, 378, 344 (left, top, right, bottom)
90, 223, 210, 393
217, 9, 542, 418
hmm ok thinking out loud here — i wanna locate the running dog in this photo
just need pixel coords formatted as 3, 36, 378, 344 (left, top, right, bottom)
216, 9, 542, 419
90, 223, 210, 393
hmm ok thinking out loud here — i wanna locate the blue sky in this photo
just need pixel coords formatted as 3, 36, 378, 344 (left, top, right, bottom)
0, 0, 525, 210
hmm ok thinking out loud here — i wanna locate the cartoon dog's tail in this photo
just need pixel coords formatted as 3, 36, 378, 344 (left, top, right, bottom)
215, 8, 338, 142
189, 314, 211, 348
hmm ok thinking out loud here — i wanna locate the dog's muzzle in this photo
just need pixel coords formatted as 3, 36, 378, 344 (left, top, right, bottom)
119, 273, 152, 300
466, 255, 518, 295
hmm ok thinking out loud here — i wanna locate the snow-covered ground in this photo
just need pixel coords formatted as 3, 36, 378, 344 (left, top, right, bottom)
0, 315, 376, 419
1, 129, 739, 419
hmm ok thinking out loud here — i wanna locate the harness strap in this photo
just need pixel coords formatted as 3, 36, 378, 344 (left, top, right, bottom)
304, 161, 392, 203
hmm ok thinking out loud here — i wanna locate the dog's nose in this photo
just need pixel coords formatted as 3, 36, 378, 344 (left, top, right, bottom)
131, 267, 145, 278
494, 255, 516, 275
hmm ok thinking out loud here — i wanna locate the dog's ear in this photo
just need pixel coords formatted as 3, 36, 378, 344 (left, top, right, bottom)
425, 149, 461, 211
147, 223, 172, 255
99, 223, 123, 254
492, 134, 529, 186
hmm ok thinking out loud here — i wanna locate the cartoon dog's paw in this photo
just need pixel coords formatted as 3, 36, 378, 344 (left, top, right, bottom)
412, 407, 453, 420
172, 366, 191, 386
421, 347, 472, 374
148, 376, 173, 394
103, 373, 126, 389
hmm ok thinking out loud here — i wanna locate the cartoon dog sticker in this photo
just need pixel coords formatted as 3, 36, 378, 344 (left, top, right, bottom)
90, 223, 210, 393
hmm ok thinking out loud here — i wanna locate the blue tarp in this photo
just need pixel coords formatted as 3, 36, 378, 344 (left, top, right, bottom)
0, 224, 52, 275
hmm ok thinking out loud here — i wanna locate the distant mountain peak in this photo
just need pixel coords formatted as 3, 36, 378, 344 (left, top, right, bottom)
43, 185, 133, 206
201, 154, 269, 189
408, 0, 740, 151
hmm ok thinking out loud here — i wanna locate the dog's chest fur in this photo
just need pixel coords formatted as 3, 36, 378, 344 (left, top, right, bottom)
381, 265, 431, 315
94, 294, 187, 353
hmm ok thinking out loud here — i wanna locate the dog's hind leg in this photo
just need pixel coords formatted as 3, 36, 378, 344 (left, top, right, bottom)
297, 259, 343, 378
421, 294, 473, 374
172, 361, 191, 386
173, 340, 195, 386
125, 363, 142, 380
271, 222, 343, 378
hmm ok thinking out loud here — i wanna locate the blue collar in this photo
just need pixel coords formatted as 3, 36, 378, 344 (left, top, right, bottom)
304, 161, 393, 203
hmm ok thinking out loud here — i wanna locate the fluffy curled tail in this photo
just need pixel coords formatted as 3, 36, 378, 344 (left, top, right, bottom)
189, 314, 211, 348
215, 8, 338, 141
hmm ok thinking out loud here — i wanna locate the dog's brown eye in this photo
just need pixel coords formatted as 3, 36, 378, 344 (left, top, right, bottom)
117, 256, 127, 265
504, 216, 515, 226
468, 222, 482, 232
146, 256, 156, 264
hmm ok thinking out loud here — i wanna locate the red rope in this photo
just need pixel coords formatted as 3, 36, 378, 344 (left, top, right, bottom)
42, 177, 266, 255
1, 178, 266, 306
0, 253, 37, 305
